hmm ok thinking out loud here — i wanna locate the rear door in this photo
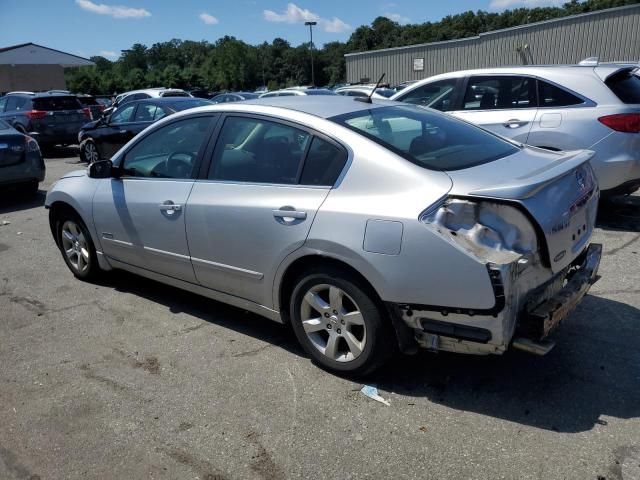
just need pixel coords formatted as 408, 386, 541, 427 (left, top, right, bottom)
452, 75, 538, 143
93, 114, 217, 281
186, 114, 347, 307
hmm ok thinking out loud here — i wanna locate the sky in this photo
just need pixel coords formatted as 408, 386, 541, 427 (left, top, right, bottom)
2, 0, 565, 60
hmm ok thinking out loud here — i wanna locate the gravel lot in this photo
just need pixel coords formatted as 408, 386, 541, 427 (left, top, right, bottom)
1, 151, 639, 480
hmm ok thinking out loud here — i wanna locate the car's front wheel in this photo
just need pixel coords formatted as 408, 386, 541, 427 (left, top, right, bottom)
54, 211, 100, 280
81, 139, 99, 164
290, 268, 394, 375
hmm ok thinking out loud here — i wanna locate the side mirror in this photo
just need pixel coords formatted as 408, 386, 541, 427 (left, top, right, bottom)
88, 160, 114, 179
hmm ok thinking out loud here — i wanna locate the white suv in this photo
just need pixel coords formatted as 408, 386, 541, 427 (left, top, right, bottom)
392, 63, 640, 195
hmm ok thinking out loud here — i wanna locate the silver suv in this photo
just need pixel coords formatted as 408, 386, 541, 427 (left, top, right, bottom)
392, 63, 640, 195
46, 97, 601, 374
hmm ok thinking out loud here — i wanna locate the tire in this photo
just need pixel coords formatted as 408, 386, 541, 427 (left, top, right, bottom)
80, 139, 99, 164
289, 267, 395, 375
54, 210, 101, 280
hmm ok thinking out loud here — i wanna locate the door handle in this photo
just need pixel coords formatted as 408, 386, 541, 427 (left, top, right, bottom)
119, 129, 127, 134
159, 202, 182, 212
273, 209, 307, 221
503, 119, 528, 128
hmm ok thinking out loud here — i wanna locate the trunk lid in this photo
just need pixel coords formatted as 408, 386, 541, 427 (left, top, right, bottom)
446, 147, 598, 273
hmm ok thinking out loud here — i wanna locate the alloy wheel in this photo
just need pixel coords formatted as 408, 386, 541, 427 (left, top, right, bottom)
60, 220, 90, 274
300, 284, 367, 362
84, 142, 99, 163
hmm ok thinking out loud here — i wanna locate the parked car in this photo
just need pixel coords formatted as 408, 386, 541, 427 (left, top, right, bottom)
335, 86, 396, 99
392, 62, 640, 196
259, 88, 336, 98
78, 97, 212, 163
210, 92, 260, 104
46, 96, 601, 374
77, 94, 105, 120
0, 92, 90, 150
103, 88, 192, 117
0, 119, 45, 195
392, 80, 418, 92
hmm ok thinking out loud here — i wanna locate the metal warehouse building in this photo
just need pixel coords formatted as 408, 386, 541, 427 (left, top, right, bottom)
345, 4, 640, 85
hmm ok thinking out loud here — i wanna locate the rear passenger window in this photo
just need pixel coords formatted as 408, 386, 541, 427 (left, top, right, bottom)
538, 80, 584, 107
300, 137, 347, 186
463, 76, 535, 110
605, 68, 640, 104
209, 116, 310, 184
133, 104, 157, 122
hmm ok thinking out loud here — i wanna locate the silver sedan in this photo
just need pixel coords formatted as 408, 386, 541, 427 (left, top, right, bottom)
46, 96, 602, 374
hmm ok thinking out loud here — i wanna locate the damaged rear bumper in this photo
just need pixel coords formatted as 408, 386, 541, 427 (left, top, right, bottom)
517, 243, 601, 341
389, 243, 602, 356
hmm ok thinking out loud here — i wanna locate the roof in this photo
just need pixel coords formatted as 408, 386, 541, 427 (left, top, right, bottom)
0, 43, 93, 66
244, 95, 394, 119
345, 4, 640, 57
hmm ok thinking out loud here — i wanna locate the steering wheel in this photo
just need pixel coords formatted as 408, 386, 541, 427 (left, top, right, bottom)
165, 151, 196, 178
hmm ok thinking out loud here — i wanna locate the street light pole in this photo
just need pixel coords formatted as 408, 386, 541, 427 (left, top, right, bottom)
305, 21, 317, 86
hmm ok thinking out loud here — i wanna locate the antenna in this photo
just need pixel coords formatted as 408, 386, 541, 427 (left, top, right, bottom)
355, 73, 385, 104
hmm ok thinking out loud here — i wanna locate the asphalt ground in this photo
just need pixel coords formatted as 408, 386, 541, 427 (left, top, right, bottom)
1, 149, 639, 480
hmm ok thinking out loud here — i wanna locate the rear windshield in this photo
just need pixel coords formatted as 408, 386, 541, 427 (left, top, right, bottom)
171, 99, 213, 111
330, 105, 519, 171
375, 88, 396, 98
33, 96, 82, 111
78, 96, 99, 106
606, 68, 640, 104
305, 89, 336, 96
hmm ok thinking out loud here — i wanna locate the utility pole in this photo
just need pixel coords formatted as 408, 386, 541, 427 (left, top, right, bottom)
305, 21, 317, 86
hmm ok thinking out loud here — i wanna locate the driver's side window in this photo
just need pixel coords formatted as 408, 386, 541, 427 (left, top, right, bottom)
121, 116, 213, 179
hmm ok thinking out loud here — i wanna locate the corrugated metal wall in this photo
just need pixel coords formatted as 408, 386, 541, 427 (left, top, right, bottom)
345, 4, 640, 85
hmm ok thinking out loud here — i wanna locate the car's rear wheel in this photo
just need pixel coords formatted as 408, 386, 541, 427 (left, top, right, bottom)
81, 139, 99, 164
55, 212, 100, 280
290, 269, 394, 375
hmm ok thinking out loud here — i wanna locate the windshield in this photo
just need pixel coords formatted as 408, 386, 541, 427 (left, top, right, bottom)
330, 105, 519, 171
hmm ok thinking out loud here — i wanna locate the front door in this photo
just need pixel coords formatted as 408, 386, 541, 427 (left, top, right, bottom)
93, 115, 216, 282
452, 75, 538, 144
186, 115, 348, 307
101, 103, 138, 158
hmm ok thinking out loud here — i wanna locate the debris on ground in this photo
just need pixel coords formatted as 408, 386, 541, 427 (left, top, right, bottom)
1, 220, 9, 226
419, 426, 428, 433
360, 385, 390, 406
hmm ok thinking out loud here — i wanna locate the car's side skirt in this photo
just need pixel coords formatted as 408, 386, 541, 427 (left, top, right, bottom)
107, 258, 282, 323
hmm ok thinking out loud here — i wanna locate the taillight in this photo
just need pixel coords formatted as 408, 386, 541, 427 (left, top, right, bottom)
81, 107, 92, 120
598, 113, 640, 133
25, 110, 47, 120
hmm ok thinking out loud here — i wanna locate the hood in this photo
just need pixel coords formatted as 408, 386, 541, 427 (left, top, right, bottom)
61, 169, 87, 179
80, 119, 102, 131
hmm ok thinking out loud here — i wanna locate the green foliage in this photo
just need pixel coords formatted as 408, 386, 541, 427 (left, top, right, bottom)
65, 0, 640, 94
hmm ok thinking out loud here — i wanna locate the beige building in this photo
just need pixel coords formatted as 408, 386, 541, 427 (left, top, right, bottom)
0, 43, 94, 94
